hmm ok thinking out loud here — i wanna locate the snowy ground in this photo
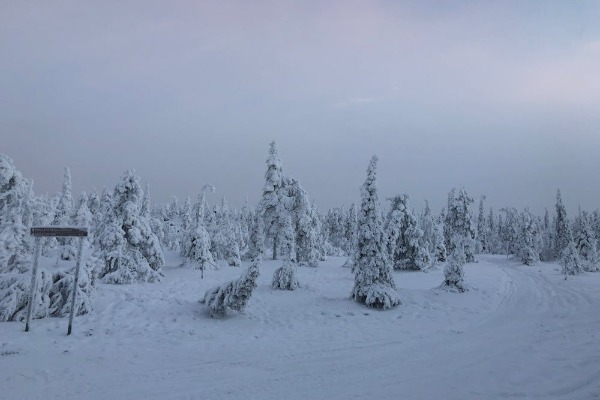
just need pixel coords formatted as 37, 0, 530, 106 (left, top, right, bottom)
1, 254, 599, 400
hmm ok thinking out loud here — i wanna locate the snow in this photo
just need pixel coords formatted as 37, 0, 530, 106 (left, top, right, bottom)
1, 253, 599, 399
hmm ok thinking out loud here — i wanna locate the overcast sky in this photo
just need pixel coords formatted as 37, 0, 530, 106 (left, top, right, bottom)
1, 1, 599, 214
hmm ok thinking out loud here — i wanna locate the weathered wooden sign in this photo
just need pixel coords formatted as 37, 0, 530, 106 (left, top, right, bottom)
30, 227, 88, 237
26, 226, 88, 335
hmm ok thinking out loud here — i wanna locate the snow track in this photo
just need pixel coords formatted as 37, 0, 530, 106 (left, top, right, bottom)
1, 255, 599, 399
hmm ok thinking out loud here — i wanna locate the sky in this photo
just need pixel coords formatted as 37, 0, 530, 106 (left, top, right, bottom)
1, 1, 599, 215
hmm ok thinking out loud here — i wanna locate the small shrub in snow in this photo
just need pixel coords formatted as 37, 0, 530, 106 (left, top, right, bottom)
201, 261, 260, 318
0, 270, 53, 322
271, 260, 299, 290
48, 255, 98, 318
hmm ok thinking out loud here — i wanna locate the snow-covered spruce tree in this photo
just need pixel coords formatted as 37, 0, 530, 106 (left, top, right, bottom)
180, 196, 192, 233
244, 212, 265, 261
288, 179, 319, 267
485, 208, 498, 254
342, 203, 358, 255
499, 207, 520, 257
193, 184, 215, 225
433, 215, 447, 263
476, 195, 487, 254
325, 207, 346, 252
561, 231, 583, 277
351, 156, 399, 309
210, 197, 242, 266
574, 213, 599, 272
48, 242, 99, 318
385, 195, 430, 271
592, 211, 600, 242
444, 188, 476, 263
96, 170, 164, 284
52, 167, 77, 260
554, 189, 571, 259
518, 209, 541, 266
181, 223, 215, 278
0, 155, 54, 321
312, 202, 329, 261
201, 261, 260, 318
257, 141, 289, 260
441, 239, 467, 293
272, 214, 300, 290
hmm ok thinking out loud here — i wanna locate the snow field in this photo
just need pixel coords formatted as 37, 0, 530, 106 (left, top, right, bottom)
0, 254, 599, 399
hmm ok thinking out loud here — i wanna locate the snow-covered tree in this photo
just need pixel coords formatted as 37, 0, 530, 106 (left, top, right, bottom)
201, 261, 260, 318
444, 188, 476, 263
518, 209, 541, 266
574, 213, 599, 272
441, 240, 467, 293
561, 236, 583, 277
554, 189, 570, 259
181, 223, 215, 278
419, 201, 446, 266
343, 203, 358, 255
499, 207, 519, 257
272, 259, 300, 290
288, 179, 319, 267
351, 156, 399, 309
385, 195, 430, 270
180, 197, 192, 233
0, 155, 53, 321
257, 142, 289, 260
48, 244, 98, 318
245, 212, 265, 261
51, 168, 77, 260
96, 170, 164, 284
476, 195, 487, 254
210, 197, 242, 266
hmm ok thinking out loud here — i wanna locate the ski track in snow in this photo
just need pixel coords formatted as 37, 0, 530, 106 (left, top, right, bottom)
1, 255, 599, 400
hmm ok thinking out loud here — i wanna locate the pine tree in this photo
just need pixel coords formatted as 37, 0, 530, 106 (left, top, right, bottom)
0, 155, 53, 321
385, 195, 429, 270
201, 261, 260, 318
288, 179, 319, 267
441, 239, 467, 293
54, 167, 77, 260
574, 213, 599, 272
476, 195, 487, 253
518, 209, 541, 266
351, 156, 399, 309
445, 188, 476, 263
343, 203, 358, 255
561, 231, 583, 277
499, 207, 519, 257
245, 212, 265, 261
181, 223, 215, 278
96, 170, 164, 284
257, 141, 289, 260
180, 196, 192, 233
554, 189, 570, 259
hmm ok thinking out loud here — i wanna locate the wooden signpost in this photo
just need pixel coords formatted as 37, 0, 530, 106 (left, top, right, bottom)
26, 227, 88, 335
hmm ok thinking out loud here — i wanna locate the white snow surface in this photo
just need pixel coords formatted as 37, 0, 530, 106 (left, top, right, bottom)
1, 254, 599, 400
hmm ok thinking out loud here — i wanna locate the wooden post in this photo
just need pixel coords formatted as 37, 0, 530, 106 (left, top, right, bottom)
67, 237, 85, 335
25, 237, 42, 332
27, 226, 88, 333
